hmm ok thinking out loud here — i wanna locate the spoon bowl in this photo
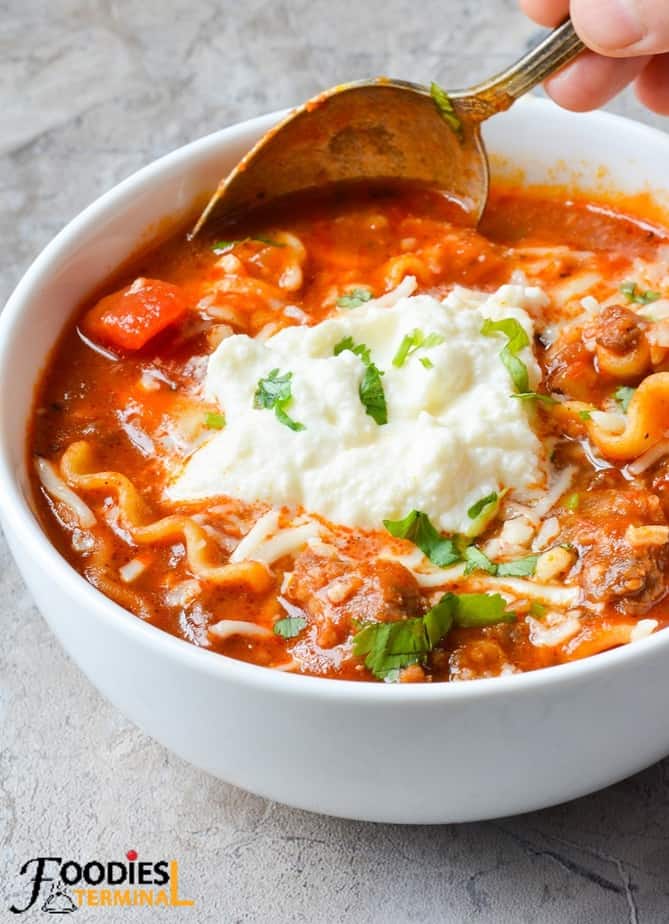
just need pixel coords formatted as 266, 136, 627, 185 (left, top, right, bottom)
192, 20, 584, 235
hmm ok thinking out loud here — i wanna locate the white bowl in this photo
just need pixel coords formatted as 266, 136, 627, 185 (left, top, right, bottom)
3, 98, 669, 824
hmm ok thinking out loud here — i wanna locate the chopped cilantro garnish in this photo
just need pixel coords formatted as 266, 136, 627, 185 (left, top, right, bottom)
334, 337, 387, 425
453, 592, 516, 629
466, 489, 506, 538
565, 492, 580, 511
336, 287, 373, 309
481, 317, 530, 394
497, 554, 538, 578
273, 616, 307, 638
254, 368, 292, 408
620, 281, 660, 305
464, 545, 497, 575
614, 386, 635, 413
511, 392, 557, 406
359, 364, 387, 425
212, 239, 242, 252
353, 591, 515, 680
353, 617, 432, 682
205, 411, 226, 430
254, 368, 305, 432
467, 492, 498, 520
419, 357, 434, 369
578, 410, 592, 421
392, 329, 444, 368
274, 405, 306, 432
529, 602, 547, 619
430, 82, 463, 139
463, 547, 537, 577
212, 236, 285, 253
423, 594, 458, 646
334, 336, 372, 366
383, 510, 461, 568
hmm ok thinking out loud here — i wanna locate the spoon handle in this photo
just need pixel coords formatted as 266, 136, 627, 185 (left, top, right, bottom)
456, 20, 586, 120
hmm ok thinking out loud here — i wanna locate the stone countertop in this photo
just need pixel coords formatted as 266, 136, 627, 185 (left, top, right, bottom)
2, 1, 669, 921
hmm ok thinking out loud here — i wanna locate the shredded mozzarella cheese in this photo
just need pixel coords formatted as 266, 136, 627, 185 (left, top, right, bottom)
209, 620, 274, 640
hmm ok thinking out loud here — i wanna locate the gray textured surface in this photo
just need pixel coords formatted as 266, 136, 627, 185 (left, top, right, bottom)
2, 1, 669, 921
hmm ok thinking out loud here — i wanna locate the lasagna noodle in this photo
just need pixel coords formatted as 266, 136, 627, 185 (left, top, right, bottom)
586, 372, 669, 460
59, 441, 272, 593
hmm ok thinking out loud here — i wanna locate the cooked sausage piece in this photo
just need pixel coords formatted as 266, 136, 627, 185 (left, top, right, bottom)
286, 550, 421, 648
562, 489, 669, 616
589, 303, 646, 355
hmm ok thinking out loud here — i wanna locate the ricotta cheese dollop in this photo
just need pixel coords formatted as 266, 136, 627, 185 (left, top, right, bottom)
169, 282, 548, 534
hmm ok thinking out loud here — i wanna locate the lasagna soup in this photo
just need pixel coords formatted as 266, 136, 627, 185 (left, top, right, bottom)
31, 182, 669, 682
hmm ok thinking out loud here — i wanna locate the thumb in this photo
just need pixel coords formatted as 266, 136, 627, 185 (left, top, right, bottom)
572, 0, 669, 56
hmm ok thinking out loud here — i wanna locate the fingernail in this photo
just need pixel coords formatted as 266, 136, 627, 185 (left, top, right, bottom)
576, 0, 645, 52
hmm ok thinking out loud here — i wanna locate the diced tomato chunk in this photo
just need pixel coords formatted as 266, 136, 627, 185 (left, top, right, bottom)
81, 277, 189, 350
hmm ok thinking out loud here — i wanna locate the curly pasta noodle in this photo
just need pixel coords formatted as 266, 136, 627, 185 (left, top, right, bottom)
382, 254, 433, 288
60, 441, 273, 593
595, 338, 651, 380
84, 533, 154, 620
210, 274, 286, 309
585, 372, 669, 460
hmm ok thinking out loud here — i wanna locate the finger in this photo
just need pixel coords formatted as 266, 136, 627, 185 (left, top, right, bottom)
572, 0, 669, 57
518, 0, 569, 28
544, 50, 651, 110
635, 53, 669, 113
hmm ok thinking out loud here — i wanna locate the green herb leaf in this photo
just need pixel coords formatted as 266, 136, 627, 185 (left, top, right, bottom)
465, 489, 506, 538
423, 594, 457, 646
419, 357, 434, 369
452, 592, 516, 629
565, 492, 580, 511
614, 386, 635, 413
275, 404, 306, 432
468, 492, 498, 520
205, 411, 226, 430
392, 331, 418, 368
334, 336, 372, 366
336, 287, 373, 309
212, 239, 242, 253
333, 337, 387, 425
353, 618, 430, 681
353, 591, 515, 681
464, 547, 538, 577
212, 235, 285, 254
511, 392, 557, 405
254, 368, 292, 409
497, 554, 538, 578
383, 510, 461, 568
578, 410, 592, 421
481, 317, 531, 394
430, 82, 463, 139
273, 616, 307, 639
392, 328, 444, 368
359, 363, 388, 425
254, 368, 305, 432
463, 545, 497, 576
620, 281, 661, 305
529, 602, 546, 619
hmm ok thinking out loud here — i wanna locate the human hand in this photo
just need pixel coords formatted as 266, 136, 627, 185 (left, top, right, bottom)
520, 1, 669, 112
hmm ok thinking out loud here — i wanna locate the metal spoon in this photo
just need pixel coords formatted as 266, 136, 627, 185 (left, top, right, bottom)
191, 19, 584, 235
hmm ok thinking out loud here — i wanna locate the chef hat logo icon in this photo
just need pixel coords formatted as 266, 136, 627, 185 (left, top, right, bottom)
41, 878, 77, 914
